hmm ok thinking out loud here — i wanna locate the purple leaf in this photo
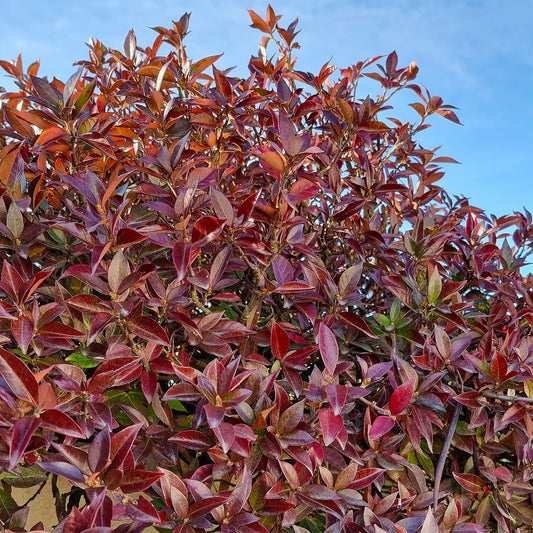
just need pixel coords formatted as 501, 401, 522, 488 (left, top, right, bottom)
349, 468, 386, 490
204, 403, 226, 428
339, 312, 377, 338
173, 240, 192, 283
325, 385, 348, 416
89, 427, 111, 473
40, 461, 85, 483
120, 469, 163, 494
125, 494, 160, 522
40, 409, 85, 438
9, 417, 40, 470
128, 315, 170, 346
169, 430, 212, 450
109, 424, 141, 470
0, 347, 39, 404
10, 316, 34, 355
273, 281, 313, 294
318, 322, 338, 375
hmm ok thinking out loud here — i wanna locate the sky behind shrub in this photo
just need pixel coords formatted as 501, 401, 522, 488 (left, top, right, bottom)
1, 0, 531, 217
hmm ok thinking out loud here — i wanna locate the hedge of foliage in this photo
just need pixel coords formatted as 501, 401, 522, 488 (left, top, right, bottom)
0, 6, 532, 533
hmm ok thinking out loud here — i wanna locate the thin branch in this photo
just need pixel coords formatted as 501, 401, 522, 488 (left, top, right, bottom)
358, 395, 391, 416
433, 402, 461, 512
480, 388, 533, 404
448, 378, 533, 405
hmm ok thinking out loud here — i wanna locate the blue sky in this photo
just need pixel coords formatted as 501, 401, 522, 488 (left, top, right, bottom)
1, 0, 531, 218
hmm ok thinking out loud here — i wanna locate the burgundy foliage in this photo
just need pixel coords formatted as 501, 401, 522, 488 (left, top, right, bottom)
0, 6, 532, 532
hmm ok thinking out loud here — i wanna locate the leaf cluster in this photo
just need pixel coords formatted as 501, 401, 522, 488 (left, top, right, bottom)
0, 6, 532, 532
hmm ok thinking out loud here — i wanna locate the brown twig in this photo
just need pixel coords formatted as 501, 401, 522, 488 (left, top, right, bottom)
433, 402, 462, 512
358, 395, 391, 416
448, 378, 533, 405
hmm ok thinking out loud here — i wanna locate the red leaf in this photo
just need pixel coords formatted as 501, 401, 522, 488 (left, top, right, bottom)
67, 294, 110, 315
125, 494, 160, 522
190, 54, 223, 83
169, 430, 212, 450
278, 400, 305, 434
434, 325, 451, 359
191, 216, 225, 247
173, 240, 192, 283
108, 250, 130, 293
368, 416, 395, 440
35, 126, 65, 146
436, 108, 462, 124
116, 227, 147, 247
212, 422, 235, 454
273, 281, 313, 294
247, 9, 271, 33
109, 424, 141, 470
40, 409, 85, 438
212, 66, 233, 103
386, 51, 398, 75
319, 408, 343, 446
318, 322, 338, 375
128, 315, 170, 346
493, 466, 513, 482
387, 377, 417, 416
271, 322, 290, 359
490, 351, 508, 382
38, 322, 85, 339
278, 112, 299, 156
11, 316, 34, 354
211, 188, 234, 224
120, 469, 163, 494
339, 312, 377, 338
188, 495, 229, 518
301, 483, 341, 501
9, 417, 40, 470
348, 468, 386, 490
21, 270, 53, 303
226, 467, 252, 516
123, 29, 137, 61
0, 347, 39, 404
1, 260, 23, 297
452, 472, 484, 493
208, 244, 232, 290
325, 385, 348, 416
88, 313, 116, 344
237, 189, 261, 220
80, 132, 117, 159
88, 427, 111, 473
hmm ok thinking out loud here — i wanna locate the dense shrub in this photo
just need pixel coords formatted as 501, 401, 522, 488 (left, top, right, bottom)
0, 6, 532, 532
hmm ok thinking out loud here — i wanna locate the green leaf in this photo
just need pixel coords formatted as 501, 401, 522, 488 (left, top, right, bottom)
0, 484, 19, 523
0, 465, 47, 488
66, 351, 100, 368
374, 313, 391, 328
167, 400, 187, 412
75, 80, 95, 113
427, 266, 442, 305
390, 298, 401, 323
